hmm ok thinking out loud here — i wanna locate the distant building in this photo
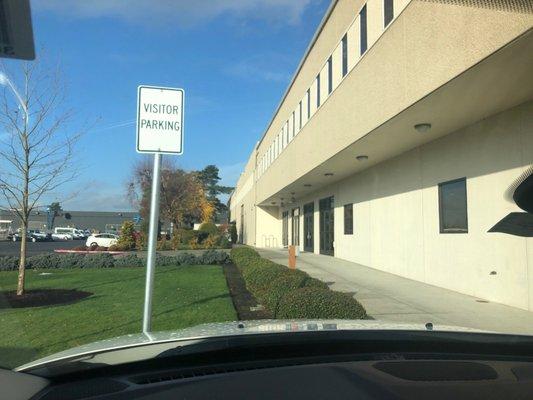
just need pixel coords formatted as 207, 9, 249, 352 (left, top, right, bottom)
0, 210, 139, 233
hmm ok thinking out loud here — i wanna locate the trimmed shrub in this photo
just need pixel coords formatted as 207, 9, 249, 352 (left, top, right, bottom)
200, 250, 230, 265
261, 272, 307, 314
57, 254, 85, 269
198, 222, 218, 236
155, 253, 175, 267
27, 254, 61, 270
173, 252, 199, 265
114, 254, 144, 268
81, 253, 115, 269
230, 247, 260, 267
116, 221, 136, 250
303, 277, 330, 290
230, 247, 366, 320
72, 245, 88, 251
277, 287, 367, 320
0, 256, 19, 271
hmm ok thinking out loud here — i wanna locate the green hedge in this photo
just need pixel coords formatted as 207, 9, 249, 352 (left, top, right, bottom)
277, 287, 367, 319
0, 250, 230, 271
230, 247, 366, 320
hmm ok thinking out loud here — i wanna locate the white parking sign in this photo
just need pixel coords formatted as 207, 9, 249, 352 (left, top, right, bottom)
136, 85, 184, 154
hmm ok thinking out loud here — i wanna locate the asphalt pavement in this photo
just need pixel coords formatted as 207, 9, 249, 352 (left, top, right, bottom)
0, 240, 82, 257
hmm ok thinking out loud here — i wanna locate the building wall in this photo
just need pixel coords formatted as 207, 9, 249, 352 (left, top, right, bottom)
279, 101, 533, 310
230, 152, 257, 245
255, 0, 533, 204
229, 0, 533, 310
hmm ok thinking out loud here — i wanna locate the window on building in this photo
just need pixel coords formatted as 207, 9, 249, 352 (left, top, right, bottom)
344, 204, 353, 235
384, 0, 394, 27
286, 121, 289, 143
299, 101, 302, 129
316, 74, 321, 108
307, 89, 311, 119
360, 5, 367, 55
341, 34, 348, 77
291, 111, 295, 139
439, 178, 468, 233
327, 56, 333, 95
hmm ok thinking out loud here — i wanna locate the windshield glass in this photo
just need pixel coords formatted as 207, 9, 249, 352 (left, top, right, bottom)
0, 0, 532, 371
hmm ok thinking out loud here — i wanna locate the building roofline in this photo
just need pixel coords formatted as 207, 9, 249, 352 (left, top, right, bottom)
256, 0, 338, 149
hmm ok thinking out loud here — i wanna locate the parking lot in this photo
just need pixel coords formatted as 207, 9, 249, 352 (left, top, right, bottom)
0, 240, 82, 257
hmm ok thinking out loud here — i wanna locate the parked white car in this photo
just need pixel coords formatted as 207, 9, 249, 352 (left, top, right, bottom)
52, 233, 71, 241
54, 227, 77, 240
86, 233, 118, 248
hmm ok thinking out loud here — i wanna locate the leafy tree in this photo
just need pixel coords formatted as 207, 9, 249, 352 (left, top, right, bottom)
127, 159, 214, 230
197, 165, 233, 220
46, 202, 62, 230
116, 221, 136, 250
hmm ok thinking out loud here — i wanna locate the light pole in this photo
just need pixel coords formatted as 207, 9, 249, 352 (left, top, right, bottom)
0, 72, 29, 126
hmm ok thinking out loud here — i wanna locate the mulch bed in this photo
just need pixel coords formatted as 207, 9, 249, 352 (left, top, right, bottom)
0, 289, 93, 309
223, 263, 272, 320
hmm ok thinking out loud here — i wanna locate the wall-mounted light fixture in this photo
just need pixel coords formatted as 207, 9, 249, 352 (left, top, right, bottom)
356, 155, 368, 161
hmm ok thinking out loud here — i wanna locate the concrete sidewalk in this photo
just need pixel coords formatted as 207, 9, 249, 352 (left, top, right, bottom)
257, 248, 533, 335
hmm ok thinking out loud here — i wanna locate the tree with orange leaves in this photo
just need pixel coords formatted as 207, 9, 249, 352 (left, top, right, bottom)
127, 159, 215, 229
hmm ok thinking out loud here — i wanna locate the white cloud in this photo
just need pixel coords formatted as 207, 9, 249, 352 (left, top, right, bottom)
33, 0, 315, 28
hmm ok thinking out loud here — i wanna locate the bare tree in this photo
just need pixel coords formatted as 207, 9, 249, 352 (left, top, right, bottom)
0, 61, 81, 295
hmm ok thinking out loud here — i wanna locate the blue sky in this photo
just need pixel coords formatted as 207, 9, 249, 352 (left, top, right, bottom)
2, 0, 329, 211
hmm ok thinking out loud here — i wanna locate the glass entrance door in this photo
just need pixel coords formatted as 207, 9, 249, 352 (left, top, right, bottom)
282, 211, 289, 247
291, 207, 300, 247
319, 196, 334, 256
303, 202, 314, 252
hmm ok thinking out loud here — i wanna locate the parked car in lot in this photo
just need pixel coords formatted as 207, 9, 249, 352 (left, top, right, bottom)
29, 230, 53, 242
86, 233, 119, 248
11, 230, 52, 242
51, 232, 72, 241
54, 227, 77, 240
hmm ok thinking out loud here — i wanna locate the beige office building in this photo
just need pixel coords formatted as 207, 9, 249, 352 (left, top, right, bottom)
229, 0, 533, 311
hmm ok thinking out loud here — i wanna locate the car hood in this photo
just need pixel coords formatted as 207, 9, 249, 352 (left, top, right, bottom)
16, 319, 487, 372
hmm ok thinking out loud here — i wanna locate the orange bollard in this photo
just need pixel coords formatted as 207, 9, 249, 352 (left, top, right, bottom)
288, 245, 296, 269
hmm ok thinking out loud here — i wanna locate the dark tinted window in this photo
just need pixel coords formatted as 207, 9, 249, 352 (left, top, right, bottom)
344, 204, 353, 234
341, 34, 348, 77
439, 178, 468, 233
384, 0, 394, 27
327, 56, 333, 94
360, 5, 367, 55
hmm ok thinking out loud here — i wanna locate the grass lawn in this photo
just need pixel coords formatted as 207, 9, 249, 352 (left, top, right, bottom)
0, 265, 237, 369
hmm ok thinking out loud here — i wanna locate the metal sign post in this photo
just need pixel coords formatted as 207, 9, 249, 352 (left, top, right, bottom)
142, 152, 162, 333
136, 85, 184, 333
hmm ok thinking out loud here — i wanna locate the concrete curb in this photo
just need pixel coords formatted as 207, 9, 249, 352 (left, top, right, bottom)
54, 250, 128, 255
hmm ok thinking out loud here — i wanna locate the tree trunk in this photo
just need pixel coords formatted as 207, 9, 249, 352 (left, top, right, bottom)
17, 223, 27, 296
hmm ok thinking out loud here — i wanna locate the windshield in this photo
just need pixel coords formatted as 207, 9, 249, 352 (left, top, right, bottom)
0, 0, 532, 371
